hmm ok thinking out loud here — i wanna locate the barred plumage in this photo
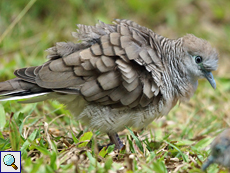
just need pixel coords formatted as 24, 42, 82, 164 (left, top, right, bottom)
0, 19, 218, 149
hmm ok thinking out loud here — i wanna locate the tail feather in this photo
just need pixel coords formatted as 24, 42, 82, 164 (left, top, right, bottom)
0, 78, 51, 102
0, 92, 49, 102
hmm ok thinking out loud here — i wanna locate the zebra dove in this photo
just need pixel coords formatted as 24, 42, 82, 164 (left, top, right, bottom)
202, 129, 230, 171
0, 19, 218, 149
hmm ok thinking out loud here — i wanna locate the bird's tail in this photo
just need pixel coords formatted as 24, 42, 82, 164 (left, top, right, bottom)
0, 78, 51, 103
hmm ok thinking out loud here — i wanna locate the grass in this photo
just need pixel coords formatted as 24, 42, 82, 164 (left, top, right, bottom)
0, 0, 230, 172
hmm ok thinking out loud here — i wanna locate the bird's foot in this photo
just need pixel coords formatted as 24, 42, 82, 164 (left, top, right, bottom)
107, 132, 124, 150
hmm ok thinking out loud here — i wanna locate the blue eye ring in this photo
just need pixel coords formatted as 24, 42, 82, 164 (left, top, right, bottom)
195, 56, 203, 64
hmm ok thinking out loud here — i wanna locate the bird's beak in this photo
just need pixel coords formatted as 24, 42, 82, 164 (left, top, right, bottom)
204, 71, 216, 89
201, 155, 214, 171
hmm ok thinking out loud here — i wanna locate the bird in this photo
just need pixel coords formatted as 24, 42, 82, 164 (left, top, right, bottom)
202, 129, 230, 171
0, 19, 218, 149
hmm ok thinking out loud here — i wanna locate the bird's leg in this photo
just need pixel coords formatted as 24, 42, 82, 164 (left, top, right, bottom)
107, 132, 124, 150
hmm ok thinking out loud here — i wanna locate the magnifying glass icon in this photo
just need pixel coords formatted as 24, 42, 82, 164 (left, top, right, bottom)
3, 154, 18, 170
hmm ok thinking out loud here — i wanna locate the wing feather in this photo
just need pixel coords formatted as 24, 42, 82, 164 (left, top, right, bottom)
11, 19, 164, 108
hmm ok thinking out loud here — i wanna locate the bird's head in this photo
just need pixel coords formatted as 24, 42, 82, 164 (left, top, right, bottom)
182, 34, 218, 89
202, 129, 230, 170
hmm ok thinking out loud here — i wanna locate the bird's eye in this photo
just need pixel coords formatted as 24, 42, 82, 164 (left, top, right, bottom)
215, 147, 221, 153
213, 145, 223, 156
195, 56, 203, 64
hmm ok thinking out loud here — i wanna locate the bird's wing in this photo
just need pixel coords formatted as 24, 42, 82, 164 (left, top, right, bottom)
14, 19, 164, 108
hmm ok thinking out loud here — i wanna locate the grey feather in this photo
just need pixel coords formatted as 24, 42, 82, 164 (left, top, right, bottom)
0, 19, 219, 150
202, 129, 230, 171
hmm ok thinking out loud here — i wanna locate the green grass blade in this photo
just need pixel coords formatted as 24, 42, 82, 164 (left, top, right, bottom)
0, 105, 6, 131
